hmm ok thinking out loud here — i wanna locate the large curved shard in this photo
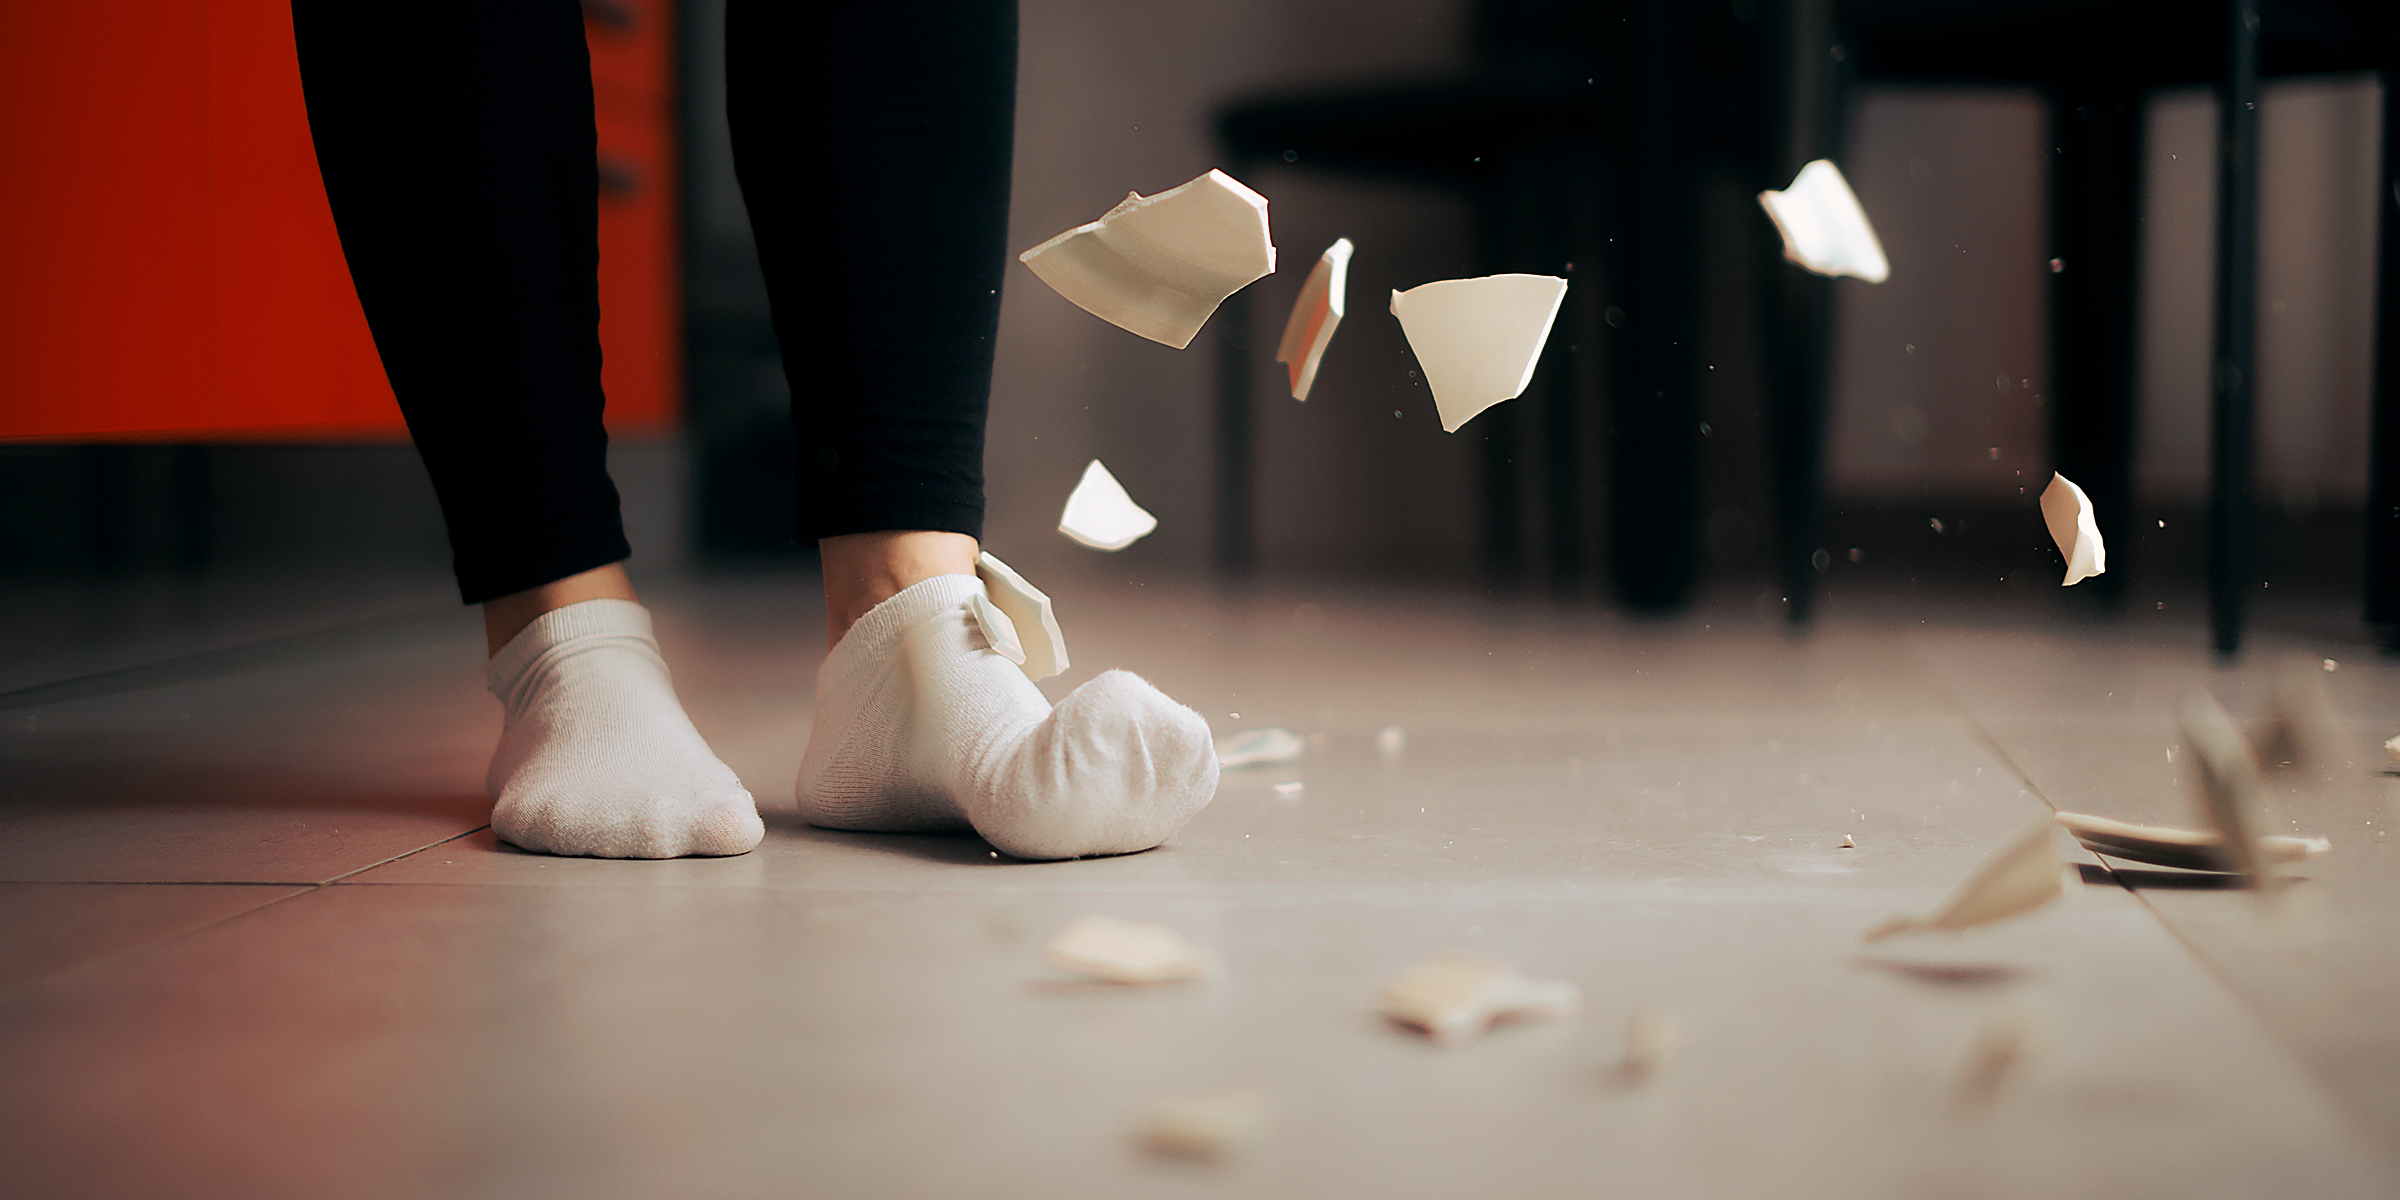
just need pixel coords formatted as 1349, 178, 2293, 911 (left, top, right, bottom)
1389, 274, 1568, 433
1759, 159, 1889, 283
1019, 169, 1276, 349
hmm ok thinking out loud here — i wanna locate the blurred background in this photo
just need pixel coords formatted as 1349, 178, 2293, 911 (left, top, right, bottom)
0, 0, 2389, 663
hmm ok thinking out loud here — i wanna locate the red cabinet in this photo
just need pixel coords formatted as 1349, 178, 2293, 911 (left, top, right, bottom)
0, 1, 678, 442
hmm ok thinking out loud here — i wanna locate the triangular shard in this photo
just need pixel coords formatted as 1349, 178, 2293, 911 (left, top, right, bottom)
1389, 274, 1569, 433
2054, 810, 2328, 873
1862, 818, 2064, 942
1136, 1086, 1271, 1160
975, 552, 1069, 681
1376, 956, 1580, 1047
1758, 159, 1889, 283
1045, 914, 1218, 985
1275, 238, 1353, 401
2039, 472, 2106, 586
1058, 459, 1158, 551
1018, 169, 1276, 349
1216, 726, 1305, 769
2179, 688, 2269, 887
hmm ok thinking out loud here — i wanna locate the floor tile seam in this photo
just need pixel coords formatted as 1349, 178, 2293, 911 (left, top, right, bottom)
2119, 881, 2400, 1172
320, 826, 492, 886
313, 878, 1954, 906
0, 883, 317, 1006
0, 878, 325, 888
0, 602, 460, 712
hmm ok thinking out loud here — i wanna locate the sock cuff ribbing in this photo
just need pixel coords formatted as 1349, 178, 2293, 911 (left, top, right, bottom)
486, 598, 659, 706
817, 574, 985, 704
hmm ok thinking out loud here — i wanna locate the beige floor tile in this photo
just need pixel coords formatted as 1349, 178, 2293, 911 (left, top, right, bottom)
0, 882, 305, 993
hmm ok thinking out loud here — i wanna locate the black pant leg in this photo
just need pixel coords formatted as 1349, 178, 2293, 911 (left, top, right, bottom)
725, 0, 1018, 544
292, 0, 628, 604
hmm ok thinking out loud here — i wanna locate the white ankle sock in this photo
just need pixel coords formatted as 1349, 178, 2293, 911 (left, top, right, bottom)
485, 599, 763, 858
797, 575, 1219, 859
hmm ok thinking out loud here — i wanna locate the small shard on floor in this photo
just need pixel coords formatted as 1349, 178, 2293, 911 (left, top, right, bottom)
1863, 818, 2063, 942
1018, 169, 1275, 349
1216, 726, 1305, 769
2038, 473, 2107, 586
975, 552, 1069, 681
1059, 459, 1158, 551
1619, 1005, 1676, 1082
1271, 781, 1304, 797
1046, 914, 1217, 985
2386, 734, 2400, 767
1275, 237, 1352, 401
1840, 833, 1856, 849
2056, 811, 2329, 873
2255, 657, 2345, 774
1956, 1015, 2038, 1108
1377, 956, 1580, 1047
1377, 725, 1407, 759
1136, 1085, 1270, 1160
1757, 159, 1889, 282
1389, 274, 1569, 432
2180, 689, 2270, 888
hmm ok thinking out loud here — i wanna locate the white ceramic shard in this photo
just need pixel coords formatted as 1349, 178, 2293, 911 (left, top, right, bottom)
2054, 811, 2328, 873
1389, 274, 1569, 433
1058, 459, 1157, 551
1275, 238, 1352, 401
1862, 818, 2064, 942
1216, 726, 1305, 769
2039, 472, 2107, 586
2179, 689, 2269, 887
1757, 159, 1889, 283
975, 552, 1069, 681
1376, 956, 1580, 1047
2255, 657, 2345, 774
2387, 734, 2400, 767
1136, 1085, 1271, 1160
1044, 914, 1217, 985
1018, 169, 1276, 349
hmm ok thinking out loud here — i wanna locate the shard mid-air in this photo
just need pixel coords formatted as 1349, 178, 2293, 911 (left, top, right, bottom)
1274, 238, 1352, 401
1389, 274, 1569, 433
1759, 159, 1889, 283
1019, 169, 1276, 349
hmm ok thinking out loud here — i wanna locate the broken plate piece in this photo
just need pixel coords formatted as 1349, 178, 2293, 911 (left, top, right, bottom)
1862, 818, 2064, 942
1376, 956, 1580, 1047
2179, 688, 2269, 887
1136, 1085, 1271, 1160
1044, 914, 1217, 985
1018, 169, 1275, 349
1275, 238, 1352, 400
975, 552, 1069, 681
1058, 459, 1158, 551
2387, 734, 2400, 767
1389, 274, 1569, 433
2039, 472, 2107, 586
2255, 657, 2345, 774
1757, 159, 1889, 283
1216, 726, 1305, 769
2055, 811, 2329, 873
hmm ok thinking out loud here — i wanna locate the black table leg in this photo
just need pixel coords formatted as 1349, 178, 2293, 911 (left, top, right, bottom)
2209, 0, 2260, 657
2366, 11, 2400, 639
2048, 84, 2145, 611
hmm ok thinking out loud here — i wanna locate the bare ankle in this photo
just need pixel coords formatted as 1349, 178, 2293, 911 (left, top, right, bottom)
819, 530, 980, 646
481, 562, 639, 656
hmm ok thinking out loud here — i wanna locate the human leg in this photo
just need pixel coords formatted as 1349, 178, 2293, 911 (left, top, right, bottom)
726, 0, 1218, 860
293, 0, 759, 857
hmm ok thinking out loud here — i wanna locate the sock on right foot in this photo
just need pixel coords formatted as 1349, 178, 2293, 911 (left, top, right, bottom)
796, 575, 1219, 859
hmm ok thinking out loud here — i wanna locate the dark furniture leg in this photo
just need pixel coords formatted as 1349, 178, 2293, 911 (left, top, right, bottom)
2048, 84, 2145, 610
2209, 0, 2260, 656
2367, 9, 2400, 638
1213, 284, 1256, 579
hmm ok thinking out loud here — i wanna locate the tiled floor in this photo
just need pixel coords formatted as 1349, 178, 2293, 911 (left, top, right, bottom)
2, 572, 2395, 1198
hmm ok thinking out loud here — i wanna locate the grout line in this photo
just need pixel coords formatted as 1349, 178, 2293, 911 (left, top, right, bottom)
0, 883, 323, 1005
0, 603, 461, 712
321, 826, 491, 885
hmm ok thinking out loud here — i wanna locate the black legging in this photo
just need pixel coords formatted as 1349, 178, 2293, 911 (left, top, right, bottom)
293, 0, 1016, 604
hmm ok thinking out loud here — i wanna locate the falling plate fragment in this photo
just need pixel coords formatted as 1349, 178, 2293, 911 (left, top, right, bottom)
1018, 169, 1275, 349
1045, 914, 1217, 985
1377, 956, 1580, 1047
975, 552, 1069, 681
2039, 472, 2107, 586
1390, 274, 1569, 433
2255, 657, 2345, 774
2387, 734, 2400, 767
1216, 727, 1305, 769
2055, 810, 2329, 873
1136, 1085, 1271, 1161
1757, 159, 1889, 283
2179, 688, 2269, 888
1862, 818, 2064, 942
1059, 459, 1158, 551
1275, 238, 1352, 400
